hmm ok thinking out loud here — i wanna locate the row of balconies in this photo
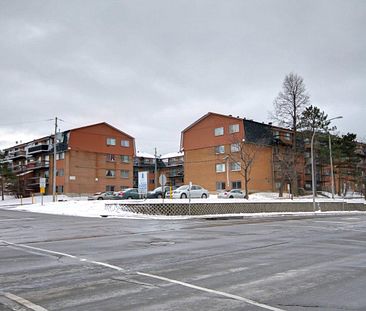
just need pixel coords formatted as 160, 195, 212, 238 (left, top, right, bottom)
12, 161, 50, 173
5, 144, 50, 161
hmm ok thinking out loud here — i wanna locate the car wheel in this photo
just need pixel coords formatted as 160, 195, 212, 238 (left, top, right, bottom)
201, 193, 207, 198
229, 196, 234, 198
157, 194, 162, 198
97, 197, 103, 200
127, 196, 132, 200
180, 193, 187, 199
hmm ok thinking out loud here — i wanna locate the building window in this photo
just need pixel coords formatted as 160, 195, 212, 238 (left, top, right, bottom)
121, 155, 130, 163
229, 124, 239, 134
121, 140, 130, 147
273, 130, 280, 139
106, 185, 115, 191
106, 169, 115, 177
56, 152, 65, 160
216, 181, 226, 190
121, 170, 129, 179
214, 127, 224, 136
120, 185, 129, 190
232, 181, 242, 189
216, 163, 225, 172
230, 162, 241, 171
56, 168, 64, 176
231, 143, 240, 153
149, 179, 155, 184
284, 132, 291, 141
106, 137, 116, 146
215, 145, 225, 154
56, 185, 64, 193
106, 154, 116, 162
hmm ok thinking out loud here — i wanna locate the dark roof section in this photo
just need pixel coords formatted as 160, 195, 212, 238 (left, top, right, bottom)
243, 119, 273, 145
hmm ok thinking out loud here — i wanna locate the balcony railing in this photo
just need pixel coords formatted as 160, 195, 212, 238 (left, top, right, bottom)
9, 150, 27, 159
28, 144, 50, 154
12, 165, 27, 173
26, 161, 49, 169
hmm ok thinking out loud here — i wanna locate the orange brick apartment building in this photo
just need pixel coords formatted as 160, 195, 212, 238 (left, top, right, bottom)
180, 112, 297, 193
2, 123, 135, 196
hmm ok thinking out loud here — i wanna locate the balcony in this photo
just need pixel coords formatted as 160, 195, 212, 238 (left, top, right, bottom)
9, 150, 27, 159
12, 165, 27, 173
26, 161, 49, 170
168, 169, 184, 178
28, 144, 49, 155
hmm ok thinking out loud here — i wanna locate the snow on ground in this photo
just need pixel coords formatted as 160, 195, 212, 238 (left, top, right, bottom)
0, 193, 364, 220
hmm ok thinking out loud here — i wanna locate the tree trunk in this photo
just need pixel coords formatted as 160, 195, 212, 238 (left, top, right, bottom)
278, 180, 283, 197
1, 177, 4, 201
244, 170, 249, 199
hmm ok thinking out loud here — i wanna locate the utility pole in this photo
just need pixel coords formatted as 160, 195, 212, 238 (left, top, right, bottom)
311, 130, 317, 212
53, 117, 58, 202
154, 147, 158, 188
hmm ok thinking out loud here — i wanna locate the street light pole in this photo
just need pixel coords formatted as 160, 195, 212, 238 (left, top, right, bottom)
329, 134, 335, 199
223, 155, 230, 190
328, 116, 343, 199
311, 130, 316, 212
52, 117, 58, 202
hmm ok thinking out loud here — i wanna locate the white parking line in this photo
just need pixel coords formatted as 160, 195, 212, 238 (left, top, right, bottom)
1, 239, 286, 311
0, 218, 35, 222
3, 292, 48, 311
137, 272, 286, 311
1, 240, 126, 272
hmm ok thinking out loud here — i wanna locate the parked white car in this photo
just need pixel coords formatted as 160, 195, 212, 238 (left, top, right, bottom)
172, 185, 209, 199
218, 189, 245, 199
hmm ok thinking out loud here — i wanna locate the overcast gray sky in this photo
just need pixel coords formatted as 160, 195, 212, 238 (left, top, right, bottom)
0, 0, 365, 154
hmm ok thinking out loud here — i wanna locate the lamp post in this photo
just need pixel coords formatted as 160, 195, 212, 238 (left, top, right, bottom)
223, 155, 230, 190
311, 130, 317, 211
328, 116, 343, 199
311, 115, 343, 211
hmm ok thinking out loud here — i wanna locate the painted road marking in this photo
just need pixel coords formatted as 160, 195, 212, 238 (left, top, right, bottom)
1, 239, 286, 311
0, 218, 35, 222
3, 292, 48, 311
1, 240, 126, 272
137, 272, 286, 311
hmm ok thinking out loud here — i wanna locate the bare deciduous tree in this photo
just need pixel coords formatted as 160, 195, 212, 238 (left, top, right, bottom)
271, 73, 310, 196
226, 134, 266, 199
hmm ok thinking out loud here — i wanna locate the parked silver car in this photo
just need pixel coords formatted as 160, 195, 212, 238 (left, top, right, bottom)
218, 189, 245, 199
172, 184, 209, 199
88, 191, 116, 200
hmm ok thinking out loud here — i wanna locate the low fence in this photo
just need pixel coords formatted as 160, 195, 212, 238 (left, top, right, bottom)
105, 201, 366, 216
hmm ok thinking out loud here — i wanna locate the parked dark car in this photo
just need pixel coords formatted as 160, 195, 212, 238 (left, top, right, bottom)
116, 188, 140, 199
147, 186, 170, 199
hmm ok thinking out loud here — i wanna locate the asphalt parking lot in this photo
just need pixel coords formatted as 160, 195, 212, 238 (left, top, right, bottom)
1, 208, 366, 311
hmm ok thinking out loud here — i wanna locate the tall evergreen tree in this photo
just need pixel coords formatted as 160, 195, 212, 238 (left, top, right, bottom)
332, 133, 359, 195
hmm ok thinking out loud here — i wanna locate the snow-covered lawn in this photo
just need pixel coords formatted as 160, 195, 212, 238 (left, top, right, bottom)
0, 193, 364, 219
